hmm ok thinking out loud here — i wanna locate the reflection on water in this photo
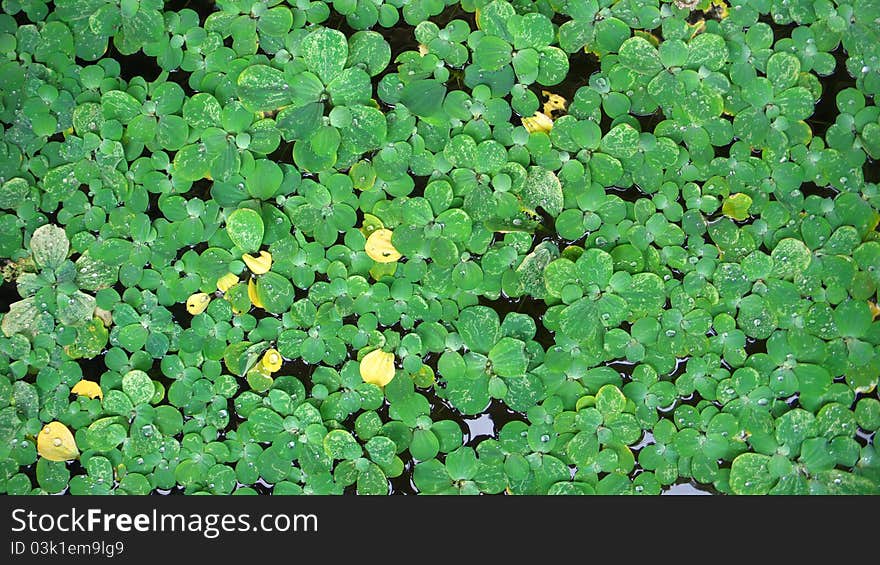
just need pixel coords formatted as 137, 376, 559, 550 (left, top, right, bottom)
662, 481, 714, 496
463, 412, 495, 445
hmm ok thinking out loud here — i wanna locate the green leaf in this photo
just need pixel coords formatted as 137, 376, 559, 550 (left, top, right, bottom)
122, 369, 154, 406
36, 458, 70, 494
66, 317, 109, 359
75, 252, 118, 291
29, 224, 69, 269
812, 471, 879, 495
57, 291, 96, 326
599, 123, 640, 159
595, 384, 625, 416
410, 429, 440, 461
474, 36, 513, 71
226, 208, 265, 253
343, 105, 387, 154
399, 79, 447, 119
357, 462, 388, 495
577, 248, 614, 288
455, 306, 501, 354
413, 459, 454, 494
520, 166, 563, 216
255, 272, 295, 315
301, 27, 348, 84
324, 430, 362, 460
722, 193, 753, 221
686, 33, 728, 71
771, 238, 812, 279
248, 407, 284, 442
446, 447, 479, 481
766, 52, 800, 90
515, 242, 559, 298
619, 36, 662, 74
730, 453, 775, 494
224, 341, 269, 377
348, 31, 392, 77
619, 273, 665, 318
559, 297, 602, 344
237, 64, 293, 112
833, 299, 872, 338
172, 144, 210, 182
489, 337, 528, 378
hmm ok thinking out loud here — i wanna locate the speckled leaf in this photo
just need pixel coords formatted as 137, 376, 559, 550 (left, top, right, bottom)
29, 224, 68, 269
226, 208, 265, 253
75, 252, 118, 291
515, 241, 559, 298
520, 166, 563, 217
1, 298, 40, 337
771, 238, 812, 279
236, 64, 293, 112
455, 306, 501, 354
619, 36, 662, 74
255, 272, 295, 315
301, 27, 348, 84
730, 453, 775, 494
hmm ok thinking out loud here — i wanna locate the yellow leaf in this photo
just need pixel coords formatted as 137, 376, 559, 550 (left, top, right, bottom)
583, 44, 603, 58
521, 111, 554, 134
359, 349, 396, 387
418, 44, 429, 56
541, 90, 567, 117
705, 0, 729, 19
94, 307, 112, 327
37, 421, 79, 462
260, 348, 283, 373
369, 261, 397, 281
688, 19, 707, 39
186, 292, 211, 315
71, 379, 103, 400
365, 228, 402, 263
217, 272, 239, 292
243, 250, 272, 274
633, 30, 660, 47
359, 213, 385, 238
869, 212, 880, 233
248, 277, 264, 309
870, 301, 880, 320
